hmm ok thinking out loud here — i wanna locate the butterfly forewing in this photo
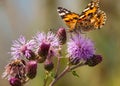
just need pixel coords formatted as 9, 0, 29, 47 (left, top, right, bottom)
57, 7, 80, 32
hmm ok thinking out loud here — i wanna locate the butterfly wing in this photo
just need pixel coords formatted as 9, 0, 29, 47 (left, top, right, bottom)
57, 0, 106, 32
57, 7, 80, 32
93, 10, 106, 29
76, 0, 106, 31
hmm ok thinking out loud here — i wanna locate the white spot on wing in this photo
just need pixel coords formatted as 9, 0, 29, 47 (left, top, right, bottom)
83, 7, 90, 12
59, 12, 65, 16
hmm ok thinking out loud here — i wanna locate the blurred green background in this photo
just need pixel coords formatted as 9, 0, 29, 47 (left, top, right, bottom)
0, 0, 120, 86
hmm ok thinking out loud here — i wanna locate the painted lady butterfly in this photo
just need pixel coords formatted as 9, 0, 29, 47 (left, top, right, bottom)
57, 0, 106, 32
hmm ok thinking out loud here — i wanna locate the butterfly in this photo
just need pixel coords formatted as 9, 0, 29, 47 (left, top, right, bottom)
57, 0, 106, 32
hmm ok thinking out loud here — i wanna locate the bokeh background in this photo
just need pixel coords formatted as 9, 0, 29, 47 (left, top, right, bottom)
0, 0, 120, 86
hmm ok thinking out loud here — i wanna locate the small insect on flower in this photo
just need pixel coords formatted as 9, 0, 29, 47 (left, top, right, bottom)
11, 35, 36, 60
67, 33, 95, 65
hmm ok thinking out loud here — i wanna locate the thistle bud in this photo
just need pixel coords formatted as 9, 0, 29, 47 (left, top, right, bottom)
69, 57, 80, 65
38, 42, 50, 59
57, 27, 67, 45
26, 61, 37, 79
44, 60, 54, 71
25, 50, 36, 60
85, 55, 102, 67
9, 77, 22, 86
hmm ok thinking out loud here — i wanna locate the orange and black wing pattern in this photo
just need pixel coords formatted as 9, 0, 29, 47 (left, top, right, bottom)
57, 7, 80, 32
57, 0, 106, 32
77, 0, 106, 31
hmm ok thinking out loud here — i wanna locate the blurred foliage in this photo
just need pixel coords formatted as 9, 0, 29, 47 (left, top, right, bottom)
0, 0, 120, 86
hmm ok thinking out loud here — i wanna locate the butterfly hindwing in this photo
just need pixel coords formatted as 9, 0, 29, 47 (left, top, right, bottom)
94, 10, 106, 29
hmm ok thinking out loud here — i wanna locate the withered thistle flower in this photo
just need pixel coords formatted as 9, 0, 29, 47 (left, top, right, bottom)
2, 59, 26, 83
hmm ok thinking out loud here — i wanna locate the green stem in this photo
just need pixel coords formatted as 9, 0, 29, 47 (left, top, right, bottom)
54, 45, 62, 78
49, 66, 70, 86
70, 63, 85, 71
49, 62, 85, 86
44, 72, 49, 86
55, 57, 61, 78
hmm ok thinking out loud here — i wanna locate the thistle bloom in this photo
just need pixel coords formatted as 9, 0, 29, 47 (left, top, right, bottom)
11, 35, 36, 59
67, 34, 95, 65
34, 32, 59, 58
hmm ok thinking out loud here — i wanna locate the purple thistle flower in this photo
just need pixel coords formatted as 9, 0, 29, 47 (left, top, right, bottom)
67, 34, 95, 64
33, 32, 59, 58
11, 35, 36, 59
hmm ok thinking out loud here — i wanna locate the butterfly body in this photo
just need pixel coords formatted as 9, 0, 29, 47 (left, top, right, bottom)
57, 0, 106, 32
